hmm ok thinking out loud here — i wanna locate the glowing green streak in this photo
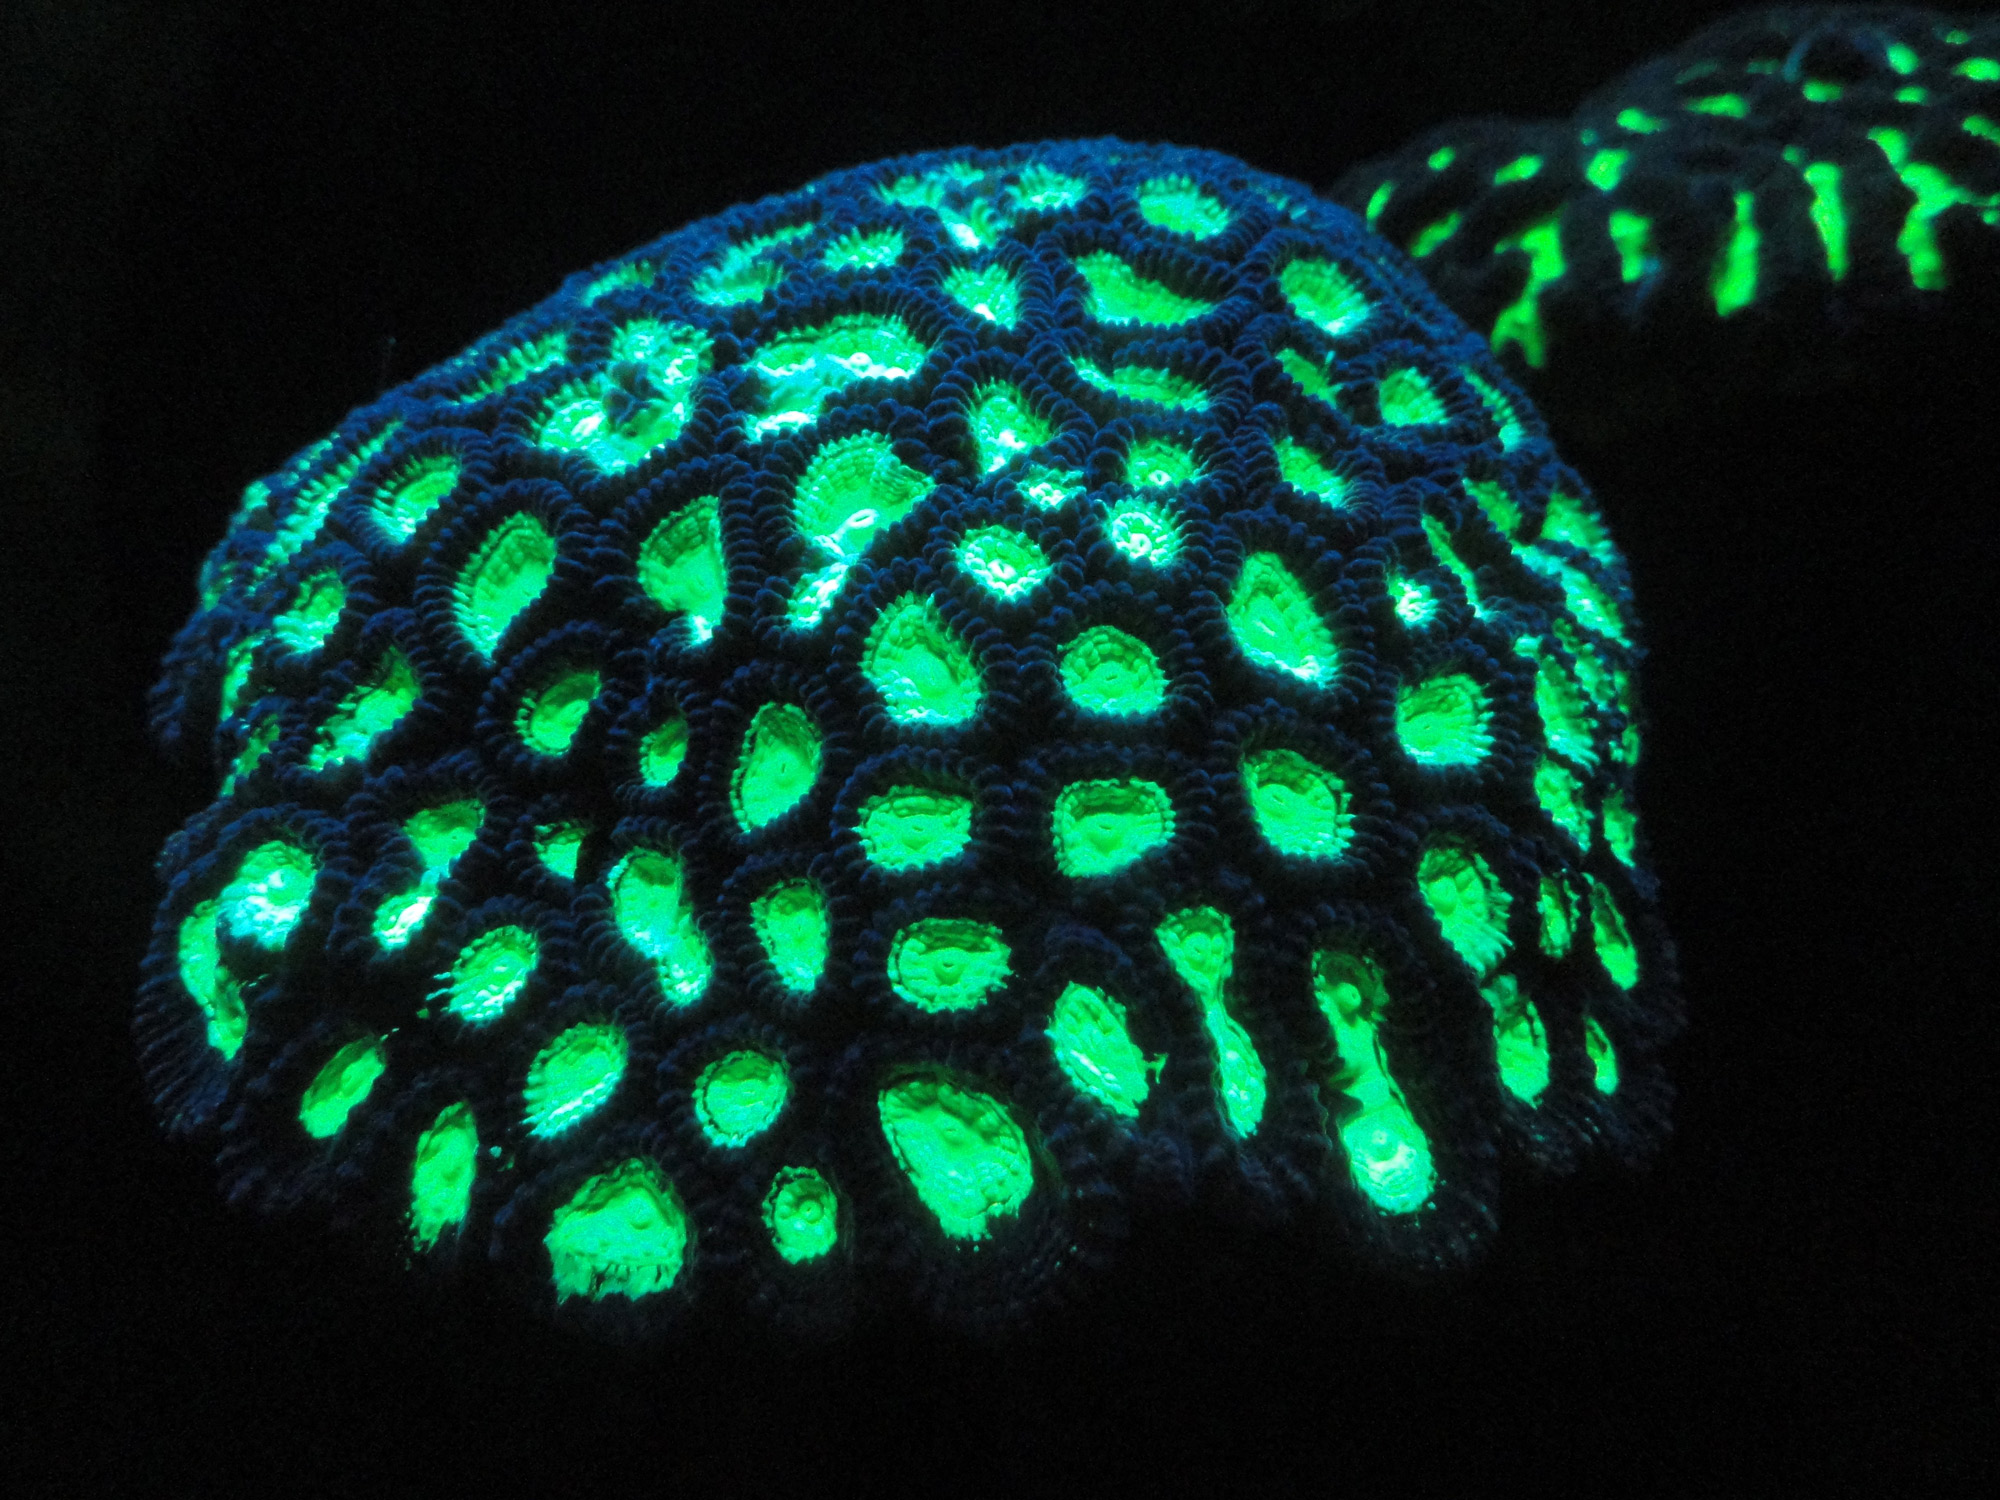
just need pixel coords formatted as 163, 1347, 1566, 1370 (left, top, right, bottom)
409, 1102, 477, 1250
637, 494, 726, 644
1157, 906, 1265, 1137
523, 1022, 627, 1138
1411, 212, 1461, 258
1585, 148, 1629, 191
1481, 974, 1550, 1105
609, 847, 712, 1005
1608, 209, 1654, 284
1046, 982, 1152, 1118
1687, 93, 1748, 117
1490, 217, 1564, 368
1868, 126, 2000, 290
1313, 949, 1435, 1214
299, 1037, 386, 1139
1492, 154, 1542, 184
1711, 190, 1760, 316
751, 877, 827, 994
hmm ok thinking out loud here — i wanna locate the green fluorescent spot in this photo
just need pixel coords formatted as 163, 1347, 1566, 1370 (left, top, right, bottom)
1105, 498, 1183, 565
1378, 366, 1448, 426
1416, 513, 1482, 617
218, 635, 259, 721
1463, 368, 1525, 449
1275, 347, 1336, 401
1608, 209, 1656, 284
1492, 153, 1543, 183
763, 1166, 839, 1263
1888, 40, 1920, 73
1801, 161, 1849, 281
545, 1159, 688, 1301
1867, 125, 2000, 290
1896, 85, 1931, 104
1157, 906, 1265, 1137
1538, 873, 1576, 958
856, 785, 975, 871
1802, 79, 1844, 102
888, 917, 1011, 1012
455, 512, 557, 660
694, 1050, 790, 1147
309, 646, 419, 770
692, 222, 815, 305
1072, 356, 1209, 409
1464, 477, 1521, 535
637, 494, 727, 644
1274, 436, 1347, 506
609, 847, 712, 1005
1014, 162, 1088, 210
537, 323, 712, 471
793, 430, 934, 566
1228, 552, 1337, 684
373, 454, 460, 544
273, 570, 346, 656
749, 313, 930, 435
535, 821, 584, 881
300, 1037, 386, 1139
409, 1101, 477, 1251
1589, 877, 1640, 990
1712, 189, 1761, 316
1060, 625, 1166, 717
1365, 179, 1394, 227
1396, 671, 1494, 766
1525, 646, 1597, 769
862, 594, 982, 726
1966, 115, 2000, 149
1617, 107, 1664, 133
1051, 778, 1175, 877
1534, 757, 1592, 849
1074, 249, 1215, 325
751, 877, 828, 994
518, 666, 600, 757
639, 716, 689, 787
1242, 747, 1353, 860
1135, 174, 1231, 237
1603, 786, 1638, 865
732, 702, 822, 831
822, 226, 905, 271
523, 1021, 627, 1138
1046, 982, 1152, 1118
1126, 436, 1202, 489
178, 900, 246, 1058
1522, 547, 1630, 645
941, 263, 1021, 328
1585, 1017, 1620, 1094
219, 838, 318, 947
968, 382, 1055, 474
374, 801, 479, 950
1411, 211, 1462, 258
1389, 568, 1438, 628
1688, 92, 1749, 117
458, 329, 566, 402
1585, 148, 1630, 191
1278, 257, 1369, 335
1019, 462, 1086, 511
446, 924, 538, 1024
220, 716, 280, 797
1314, 949, 1435, 1214
1490, 217, 1565, 368
1540, 489, 1618, 565
957, 525, 1052, 600
1418, 840, 1513, 978
879, 166, 1014, 249
1482, 973, 1551, 1105
582, 261, 654, 302
260, 423, 398, 583
878, 1074, 1033, 1239
1427, 146, 1457, 171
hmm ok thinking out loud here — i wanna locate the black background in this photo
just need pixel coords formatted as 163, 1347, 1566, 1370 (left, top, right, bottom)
7, 0, 1992, 1489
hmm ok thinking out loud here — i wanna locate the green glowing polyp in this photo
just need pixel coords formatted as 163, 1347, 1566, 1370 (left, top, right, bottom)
219, 838, 318, 947
749, 313, 929, 434
1046, 982, 1151, 1118
1072, 356, 1208, 410
545, 1159, 688, 1302
1052, 778, 1174, 876
273, 570, 346, 656
374, 801, 479, 950
1060, 625, 1165, 717
1378, 367, 1448, 426
300, 1037, 386, 1139
446, 924, 537, 1024
763, 1166, 839, 1262
878, 1075, 1033, 1240
523, 1021, 627, 1139
456, 512, 556, 660
731, 702, 822, 831
610, 848, 711, 1005
637, 494, 726, 644
1481, 973, 1550, 1104
1157, 906, 1266, 1136
1602, 786, 1638, 866
639, 716, 689, 786
518, 666, 600, 757
751, 877, 828, 994
309, 646, 419, 770
409, 1101, 477, 1251
1588, 878, 1639, 990
1274, 437, 1347, 506
537, 322, 712, 471
957, 525, 1052, 600
535, 821, 584, 881
1106, 498, 1182, 565
941, 263, 1021, 328
1279, 256, 1369, 335
1242, 747, 1353, 860
1396, 671, 1493, 766
694, 1050, 790, 1146
969, 383, 1054, 474
856, 786, 974, 870
888, 917, 1011, 1011
1534, 757, 1591, 849
1126, 436, 1201, 489
1276, 347, 1337, 402
1585, 1017, 1620, 1094
822, 226, 904, 270
178, 901, 246, 1058
1418, 841, 1512, 978
1135, 174, 1230, 238
1228, 552, 1337, 684
862, 595, 982, 725
1074, 250, 1215, 325
1313, 950, 1436, 1214
374, 455, 460, 544
1538, 873, 1576, 958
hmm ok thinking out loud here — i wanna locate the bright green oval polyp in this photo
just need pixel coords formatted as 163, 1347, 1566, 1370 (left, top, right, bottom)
878, 1074, 1033, 1239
